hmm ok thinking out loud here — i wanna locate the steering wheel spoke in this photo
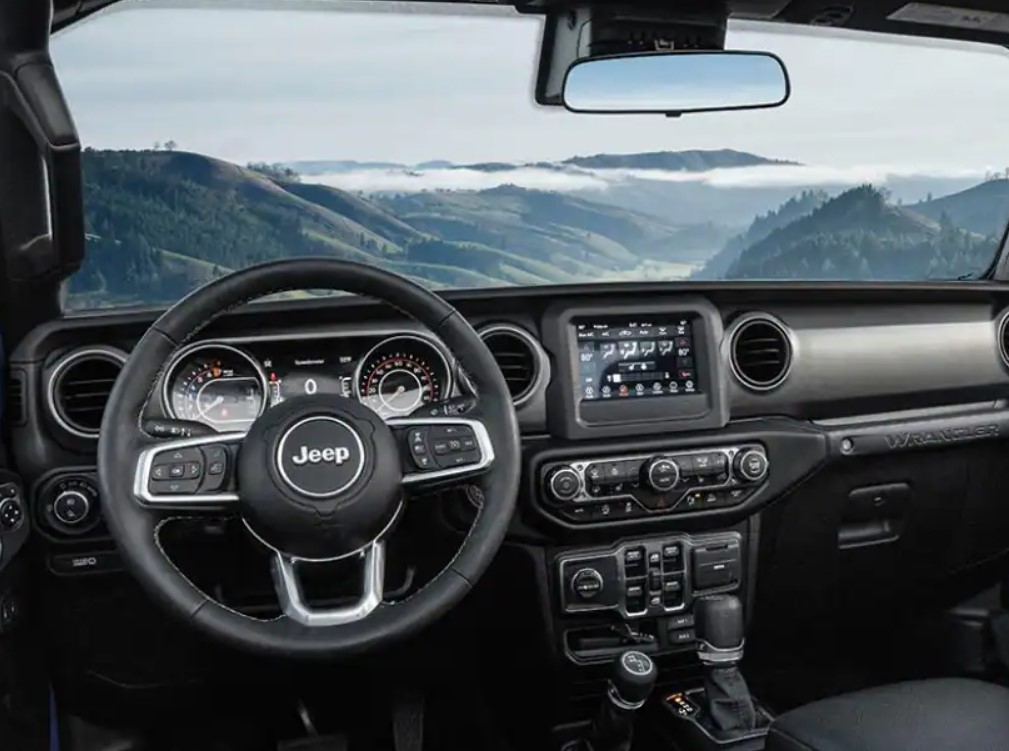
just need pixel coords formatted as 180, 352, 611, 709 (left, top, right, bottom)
271, 542, 385, 626
133, 432, 245, 512
387, 416, 495, 494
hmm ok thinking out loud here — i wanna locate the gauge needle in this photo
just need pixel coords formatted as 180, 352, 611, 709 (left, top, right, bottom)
394, 386, 406, 397
204, 395, 225, 412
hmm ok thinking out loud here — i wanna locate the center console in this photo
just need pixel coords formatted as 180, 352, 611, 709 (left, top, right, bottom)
556, 533, 743, 661
535, 299, 785, 750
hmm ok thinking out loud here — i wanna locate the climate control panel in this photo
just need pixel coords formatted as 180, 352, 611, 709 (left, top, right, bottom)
541, 444, 768, 524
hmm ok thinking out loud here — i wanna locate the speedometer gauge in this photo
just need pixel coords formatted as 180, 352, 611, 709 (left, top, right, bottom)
355, 335, 451, 418
164, 344, 267, 430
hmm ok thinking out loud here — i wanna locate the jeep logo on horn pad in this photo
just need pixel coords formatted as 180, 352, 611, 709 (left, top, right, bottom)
291, 445, 352, 466
276, 417, 366, 498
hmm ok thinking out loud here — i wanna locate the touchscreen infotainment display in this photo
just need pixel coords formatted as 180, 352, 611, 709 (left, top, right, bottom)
575, 318, 699, 402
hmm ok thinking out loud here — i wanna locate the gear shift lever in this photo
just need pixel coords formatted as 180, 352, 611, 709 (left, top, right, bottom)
579, 650, 657, 751
694, 595, 757, 734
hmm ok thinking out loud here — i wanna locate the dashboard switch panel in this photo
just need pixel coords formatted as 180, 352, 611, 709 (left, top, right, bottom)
557, 532, 742, 619
541, 444, 768, 524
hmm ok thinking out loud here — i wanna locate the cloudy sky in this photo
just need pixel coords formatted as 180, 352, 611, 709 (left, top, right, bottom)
51, 0, 1009, 173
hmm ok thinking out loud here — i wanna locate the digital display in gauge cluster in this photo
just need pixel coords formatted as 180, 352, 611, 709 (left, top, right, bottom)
163, 334, 454, 428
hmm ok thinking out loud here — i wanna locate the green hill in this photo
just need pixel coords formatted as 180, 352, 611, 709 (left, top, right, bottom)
68, 149, 711, 309
693, 190, 829, 279
724, 186, 998, 281
914, 179, 1009, 237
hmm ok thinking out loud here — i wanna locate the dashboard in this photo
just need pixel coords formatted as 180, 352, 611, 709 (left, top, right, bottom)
10, 280, 1009, 699
161, 332, 457, 429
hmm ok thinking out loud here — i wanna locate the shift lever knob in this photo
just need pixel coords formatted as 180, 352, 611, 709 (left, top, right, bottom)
695, 595, 745, 661
610, 650, 658, 708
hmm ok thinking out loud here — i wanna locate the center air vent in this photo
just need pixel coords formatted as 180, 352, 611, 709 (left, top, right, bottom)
48, 349, 126, 439
730, 315, 793, 392
479, 325, 546, 407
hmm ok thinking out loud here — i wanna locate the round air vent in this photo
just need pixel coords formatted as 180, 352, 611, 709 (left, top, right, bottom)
479, 324, 547, 407
998, 310, 1009, 369
730, 315, 794, 392
48, 348, 126, 439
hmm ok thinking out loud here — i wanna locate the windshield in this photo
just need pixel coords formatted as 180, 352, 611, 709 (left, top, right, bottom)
52, 3, 1009, 311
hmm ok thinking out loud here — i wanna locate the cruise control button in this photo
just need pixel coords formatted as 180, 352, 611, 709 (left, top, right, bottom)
435, 450, 480, 469
429, 425, 472, 439
432, 440, 451, 455
149, 479, 200, 495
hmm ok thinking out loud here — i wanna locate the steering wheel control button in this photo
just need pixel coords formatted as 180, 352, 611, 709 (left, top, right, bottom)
734, 449, 769, 483
428, 424, 481, 469
53, 491, 90, 526
571, 568, 605, 601
198, 444, 230, 492
149, 479, 201, 495
0, 500, 23, 531
406, 428, 436, 470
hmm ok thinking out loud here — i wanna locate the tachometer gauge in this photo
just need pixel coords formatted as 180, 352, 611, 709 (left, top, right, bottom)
355, 335, 451, 418
164, 344, 267, 430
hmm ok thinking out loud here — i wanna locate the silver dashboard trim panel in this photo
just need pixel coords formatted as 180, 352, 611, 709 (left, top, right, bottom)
389, 417, 496, 487
134, 432, 245, 507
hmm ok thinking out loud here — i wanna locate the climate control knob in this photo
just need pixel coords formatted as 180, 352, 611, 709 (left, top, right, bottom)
548, 466, 582, 501
734, 449, 769, 483
644, 457, 680, 493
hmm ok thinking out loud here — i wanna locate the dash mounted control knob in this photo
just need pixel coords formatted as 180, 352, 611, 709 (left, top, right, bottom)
52, 490, 92, 527
644, 457, 680, 493
548, 466, 582, 502
734, 449, 769, 483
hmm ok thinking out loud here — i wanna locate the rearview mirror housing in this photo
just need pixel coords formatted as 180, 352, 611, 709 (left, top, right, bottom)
562, 50, 790, 116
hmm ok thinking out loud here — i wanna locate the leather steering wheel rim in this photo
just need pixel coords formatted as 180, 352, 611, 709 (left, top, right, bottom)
97, 259, 521, 658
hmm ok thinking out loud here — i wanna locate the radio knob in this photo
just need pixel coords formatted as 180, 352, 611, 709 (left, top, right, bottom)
644, 457, 680, 493
548, 466, 582, 502
734, 449, 769, 483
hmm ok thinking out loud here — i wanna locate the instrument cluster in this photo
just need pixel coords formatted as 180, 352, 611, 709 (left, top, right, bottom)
162, 334, 455, 430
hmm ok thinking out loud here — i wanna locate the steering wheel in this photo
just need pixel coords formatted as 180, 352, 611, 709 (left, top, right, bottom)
97, 259, 521, 658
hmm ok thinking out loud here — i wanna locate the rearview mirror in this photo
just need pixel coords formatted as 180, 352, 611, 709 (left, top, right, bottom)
562, 51, 790, 115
